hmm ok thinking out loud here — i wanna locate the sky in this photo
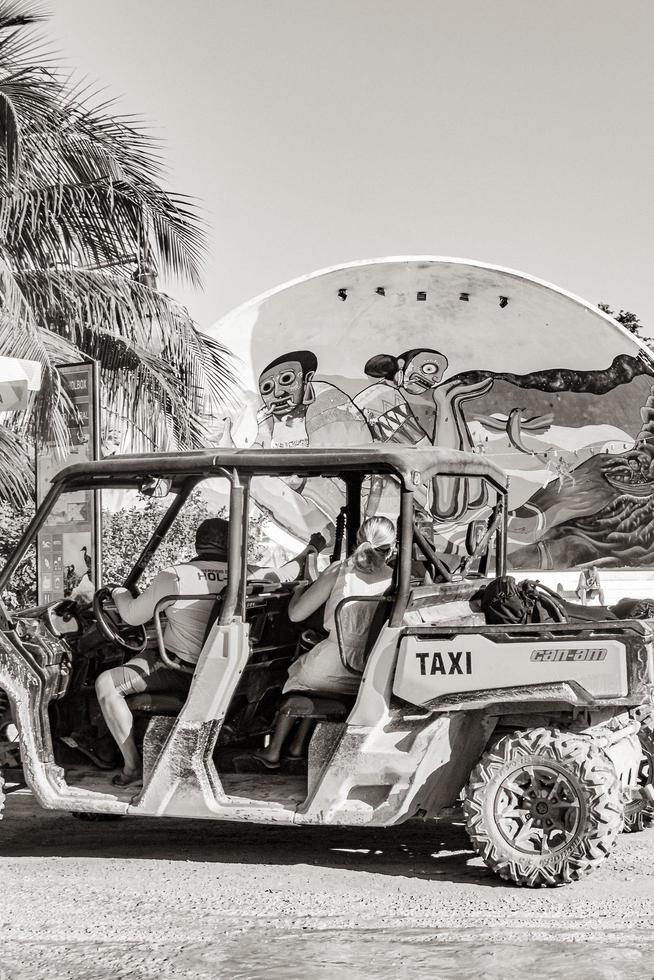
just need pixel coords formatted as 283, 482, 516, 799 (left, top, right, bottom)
50, 0, 654, 336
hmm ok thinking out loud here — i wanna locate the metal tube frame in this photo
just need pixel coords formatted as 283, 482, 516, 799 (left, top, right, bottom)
391, 488, 414, 627
238, 478, 251, 619
125, 479, 196, 591
458, 495, 502, 579
496, 492, 507, 577
344, 474, 363, 556
219, 469, 244, 625
0, 484, 60, 595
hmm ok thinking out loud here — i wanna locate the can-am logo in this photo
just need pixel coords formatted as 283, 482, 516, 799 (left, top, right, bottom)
530, 648, 607, 663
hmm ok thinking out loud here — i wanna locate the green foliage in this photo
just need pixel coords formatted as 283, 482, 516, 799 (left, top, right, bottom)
0, 490, 268, 609
0, 499, 36, 609
101, 493, 211, 588
0, 3, 235, 507
598, 304, 645, 337
103, 491, 268, 587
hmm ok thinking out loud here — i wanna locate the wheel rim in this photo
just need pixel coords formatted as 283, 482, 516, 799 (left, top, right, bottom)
493, 763, 582, 855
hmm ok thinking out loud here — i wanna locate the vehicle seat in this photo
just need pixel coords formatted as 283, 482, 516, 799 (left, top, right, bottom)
127, 692, 187, 716
276, 596, 390, 725
334, 594, 392, 673
556, 596, 617, 622
278, 691, 356, 722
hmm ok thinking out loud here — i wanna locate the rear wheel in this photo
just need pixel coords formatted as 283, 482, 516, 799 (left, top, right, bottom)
464, 727, 623, 886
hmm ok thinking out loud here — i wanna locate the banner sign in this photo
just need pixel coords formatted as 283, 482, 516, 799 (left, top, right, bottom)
36, 362, 101, 604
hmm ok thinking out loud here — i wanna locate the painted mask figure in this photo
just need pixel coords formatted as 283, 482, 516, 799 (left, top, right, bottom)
258, 350, 317, 419
399, 349, 449, 395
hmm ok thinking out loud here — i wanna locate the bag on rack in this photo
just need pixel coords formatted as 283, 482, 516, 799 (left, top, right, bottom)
480, 576, 527, 624
480, 576, 567, 625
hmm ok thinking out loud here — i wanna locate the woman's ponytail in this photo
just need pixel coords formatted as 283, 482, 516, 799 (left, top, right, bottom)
352, 516, 396, 573
353, 539, 379, 573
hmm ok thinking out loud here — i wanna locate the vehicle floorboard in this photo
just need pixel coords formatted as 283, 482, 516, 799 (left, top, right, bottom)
62, 767, 141, 802
65, 767, 308, 807
8, 767, 308, 808
220, 773, 307, 805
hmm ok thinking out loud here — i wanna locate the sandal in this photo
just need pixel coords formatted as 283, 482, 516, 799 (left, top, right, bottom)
232, 753, 280, 772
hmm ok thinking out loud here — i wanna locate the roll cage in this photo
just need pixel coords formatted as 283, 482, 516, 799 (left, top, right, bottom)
0, 446, 509, 628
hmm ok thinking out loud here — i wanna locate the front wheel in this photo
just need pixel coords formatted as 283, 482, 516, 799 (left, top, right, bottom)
463, 727, 623, 887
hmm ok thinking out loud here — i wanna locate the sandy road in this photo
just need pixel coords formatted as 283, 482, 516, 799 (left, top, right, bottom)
1, 787, 654, 979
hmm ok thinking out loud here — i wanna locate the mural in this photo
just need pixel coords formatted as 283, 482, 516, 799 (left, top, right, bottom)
210, 258, 654, 572
354, 349, 492, 518
254, 349, 370, 449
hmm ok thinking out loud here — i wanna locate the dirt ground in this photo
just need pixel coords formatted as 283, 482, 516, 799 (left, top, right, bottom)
2, 786, 654, 980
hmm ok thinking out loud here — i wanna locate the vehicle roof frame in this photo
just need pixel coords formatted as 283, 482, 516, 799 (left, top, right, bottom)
47, 446, 509, 496
0, 447, 508, 598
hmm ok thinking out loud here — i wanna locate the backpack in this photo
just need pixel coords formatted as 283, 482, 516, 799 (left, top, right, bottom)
518, 579, 567, 624
480, 576, 567, 625
480, 576, 527, 624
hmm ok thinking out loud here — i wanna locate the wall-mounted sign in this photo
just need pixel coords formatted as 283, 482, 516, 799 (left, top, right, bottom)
36, 362, 101, 604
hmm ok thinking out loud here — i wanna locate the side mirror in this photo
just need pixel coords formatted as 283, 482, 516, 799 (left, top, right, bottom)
140, 476, 172, 498
465, 519, 487, 556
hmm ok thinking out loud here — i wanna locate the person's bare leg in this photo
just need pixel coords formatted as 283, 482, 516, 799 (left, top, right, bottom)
599, 589, 606, 605
256, 713, 296, 765
288, 719, 314, 757
95, 673, 141, 777
578, 588, 587, 606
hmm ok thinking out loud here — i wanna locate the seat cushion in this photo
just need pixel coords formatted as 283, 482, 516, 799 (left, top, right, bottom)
558, 598, 617, 622
279, 691, 355, 720
127, 692, 187, 716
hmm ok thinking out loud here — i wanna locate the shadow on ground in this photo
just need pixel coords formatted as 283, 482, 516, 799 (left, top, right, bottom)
0, 791, 505, 886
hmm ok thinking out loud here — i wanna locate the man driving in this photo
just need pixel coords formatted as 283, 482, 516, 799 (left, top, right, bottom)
95, 517, 230, 787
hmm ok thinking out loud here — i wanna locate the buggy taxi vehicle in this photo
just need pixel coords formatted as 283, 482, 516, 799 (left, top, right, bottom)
1, 445, 654, 887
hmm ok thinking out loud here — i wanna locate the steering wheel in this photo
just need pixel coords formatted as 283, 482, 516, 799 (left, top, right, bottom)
92, 585, 147, 653
44, 598, 83, 638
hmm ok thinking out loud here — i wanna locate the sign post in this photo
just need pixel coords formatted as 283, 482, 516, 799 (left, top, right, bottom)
35, 362, 101, 604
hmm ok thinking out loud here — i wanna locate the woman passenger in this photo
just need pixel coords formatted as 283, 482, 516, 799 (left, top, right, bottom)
253, 516, 395, 768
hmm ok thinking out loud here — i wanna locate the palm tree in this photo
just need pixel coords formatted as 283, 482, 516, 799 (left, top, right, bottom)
0, 2, 235, 503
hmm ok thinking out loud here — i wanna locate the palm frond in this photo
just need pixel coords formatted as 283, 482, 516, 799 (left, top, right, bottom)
17, 266, 236, 450
0, 421, 32, 505
0, 74, 206, 282
0, 2, 236, 497
0, 254, 76, 442
0, 87, 19, 182
0, 63, 205, 283
0, 2, 45, 35
0, 176, 206, 287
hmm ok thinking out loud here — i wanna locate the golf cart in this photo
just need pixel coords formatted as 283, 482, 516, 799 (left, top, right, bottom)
0, 445, 653, 887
